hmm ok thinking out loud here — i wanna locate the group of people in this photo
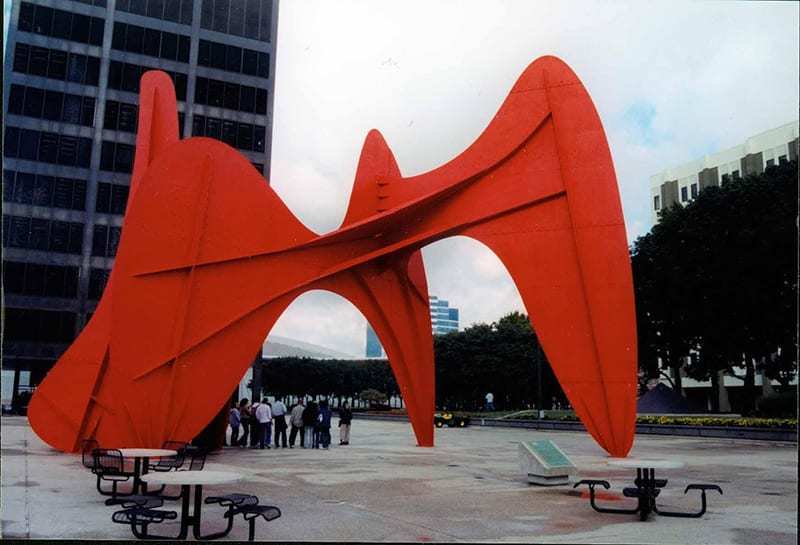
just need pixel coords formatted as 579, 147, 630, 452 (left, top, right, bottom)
228, 397, 353, 450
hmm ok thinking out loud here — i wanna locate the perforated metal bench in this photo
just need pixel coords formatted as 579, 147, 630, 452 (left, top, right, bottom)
205, 493, 259, 508
224, 504, 282, 541
105, 494, 164, 509
112, 506, 178, 539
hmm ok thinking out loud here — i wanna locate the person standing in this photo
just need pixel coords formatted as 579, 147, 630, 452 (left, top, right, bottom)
338, 402, 353, 445
303, 398, 318, 449
289, 398, 305, 448
272, 397, 288, 448
228, 402, 241, 447
249, 399, 261, 447
485, 392, 495, 412
238, 399, 252, 447
317, 399, 332, 449
254, 398, 272, 449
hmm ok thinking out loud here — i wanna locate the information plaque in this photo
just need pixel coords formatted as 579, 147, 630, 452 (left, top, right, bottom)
518, 439, 576, 486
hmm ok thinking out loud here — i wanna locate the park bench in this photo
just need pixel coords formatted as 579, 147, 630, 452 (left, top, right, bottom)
92, 448, 136, 498
111, 506, 179, 539
223, 504, 282, 541
105, 494, 165, 509
148, 441, 188, 472
206, 493, 281, 541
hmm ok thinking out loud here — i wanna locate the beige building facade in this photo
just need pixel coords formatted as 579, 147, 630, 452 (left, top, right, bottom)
649, 121, 799, 224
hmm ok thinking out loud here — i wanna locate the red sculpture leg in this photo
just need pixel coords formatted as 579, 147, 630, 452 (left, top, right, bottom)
28, 56, 637, 457
26, 72, 181, 453
314, 251, 435, 447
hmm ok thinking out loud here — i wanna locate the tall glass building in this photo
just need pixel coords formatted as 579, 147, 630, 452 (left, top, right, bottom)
1, 0, 279, 411
365, 294, 460, 358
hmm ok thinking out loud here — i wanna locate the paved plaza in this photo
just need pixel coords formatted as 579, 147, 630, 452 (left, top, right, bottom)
1, 416, 797, 543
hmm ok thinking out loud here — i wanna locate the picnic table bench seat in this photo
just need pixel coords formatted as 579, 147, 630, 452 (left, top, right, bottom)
105, 495, 164, 509
205, 493, 259, 508
223, 504, 282, 541
111, 506, 178, 525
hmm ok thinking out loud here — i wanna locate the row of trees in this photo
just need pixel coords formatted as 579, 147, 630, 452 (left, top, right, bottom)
261, 356, 400, 408
632, 160, 797, 412
261, 312, 564, 411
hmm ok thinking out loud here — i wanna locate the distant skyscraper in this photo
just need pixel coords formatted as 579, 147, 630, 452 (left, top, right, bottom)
365, 294, 459, 357
428, 295, 459, 335
2, 0, 279, 409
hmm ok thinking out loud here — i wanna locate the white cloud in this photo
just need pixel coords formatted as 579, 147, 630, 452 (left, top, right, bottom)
268, 0, 798, 356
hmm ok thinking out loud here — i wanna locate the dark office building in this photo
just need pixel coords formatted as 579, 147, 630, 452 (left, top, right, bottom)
2, 0, 279, 411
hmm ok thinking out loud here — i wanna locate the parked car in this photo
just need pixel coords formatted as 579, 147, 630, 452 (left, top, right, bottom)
434, 411, 470, 428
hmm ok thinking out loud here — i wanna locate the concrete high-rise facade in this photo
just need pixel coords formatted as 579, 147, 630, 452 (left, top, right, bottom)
649, 121, 799, 224
1, 0, 279, 410
365, 295, 460, 358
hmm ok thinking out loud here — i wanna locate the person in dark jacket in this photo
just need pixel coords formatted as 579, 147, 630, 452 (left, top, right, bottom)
302, 399, 318, 449
237, 398, 251, 447
338, 402, 353, 445
317, 399, 332, 449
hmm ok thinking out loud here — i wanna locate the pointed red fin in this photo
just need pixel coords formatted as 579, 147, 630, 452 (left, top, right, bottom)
342, 130, 399, 225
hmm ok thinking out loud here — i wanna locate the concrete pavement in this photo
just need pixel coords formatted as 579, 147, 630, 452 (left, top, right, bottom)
1, 416, 796, 543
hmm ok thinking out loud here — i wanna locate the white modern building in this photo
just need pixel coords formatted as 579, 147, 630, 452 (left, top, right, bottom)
649, 121, 799, 224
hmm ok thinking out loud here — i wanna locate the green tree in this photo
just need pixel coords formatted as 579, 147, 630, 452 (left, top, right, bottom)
631, 160, 798, 412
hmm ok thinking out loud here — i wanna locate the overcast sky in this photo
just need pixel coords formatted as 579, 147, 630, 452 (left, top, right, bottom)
4, 1, 799, 357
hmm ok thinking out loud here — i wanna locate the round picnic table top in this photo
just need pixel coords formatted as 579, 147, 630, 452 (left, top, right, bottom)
117, 448, 178, 458
141, 470, 242, 486
607, 458, 685, 469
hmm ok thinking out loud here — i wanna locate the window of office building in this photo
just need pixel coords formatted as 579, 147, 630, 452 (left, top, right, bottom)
95, 182, 130, 214
194, 77, 267, 114
8, 84, 95, 127
116, 0, 193, 25
197, 39, 269, 79
18, 2, 105, 46
653, 195, 660, 211
70, 0, 107, 6
201, 0, 271, 42
88, 268, 111, 300
107, 61, 187, 100
112, 22, 190, 63
2, 215, 84, 254
4, 170, 86, 210
690, 183, 698, 199
13, 43, 100, 86
100, 141, 135, 173
103, 100, 139, 133
105, 101, 183, 137
3, 261, 80, 299
91, 224, 122, 257
680, 186, 688, 202
4, 308, 78, 343
4, 127, 92, 168
191, 115, 266, 152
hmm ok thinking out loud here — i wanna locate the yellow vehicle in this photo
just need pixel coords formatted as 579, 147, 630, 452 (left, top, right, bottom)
434, 411, 470, 428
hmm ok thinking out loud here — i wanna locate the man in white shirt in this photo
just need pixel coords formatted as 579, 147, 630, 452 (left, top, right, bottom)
271, 397, 288, 448
254, 398, 272, 449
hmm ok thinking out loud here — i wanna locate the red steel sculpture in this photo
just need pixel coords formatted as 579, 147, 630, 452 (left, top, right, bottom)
28, 56, 638, 457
